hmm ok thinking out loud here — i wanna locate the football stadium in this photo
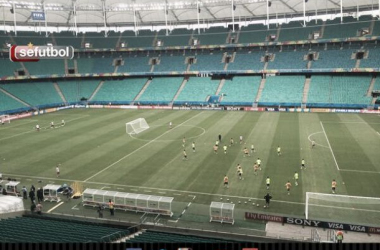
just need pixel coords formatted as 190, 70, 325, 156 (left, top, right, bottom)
0, 0, 380, 246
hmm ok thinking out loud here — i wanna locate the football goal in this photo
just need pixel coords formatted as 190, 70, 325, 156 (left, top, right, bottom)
0, 115, 10, 124
305, 192, 380, 226
126, 118, 149, 135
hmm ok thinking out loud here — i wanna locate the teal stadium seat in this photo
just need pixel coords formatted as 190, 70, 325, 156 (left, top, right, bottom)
238, 24, 277, 43
176, 77, 220, 103
58, 80, 100, 103
1, 82, 63, 107
266, 50, 308, 69
154, 53, 187, 72
219, 76, 261, 104
159, 29, 192, 46
197, 27, 229, 45
0, 216, 129, 243
138, 77, 183, 103
312, 49, 356, 69
259, 76, 305, 104
122, 30, 154, 48
117, 55, 151, 73
278, 19, 323, 42
54, 32, 83, 49
0, 90, 28, 112
323, 16, 373, 39
76, 56, 115, 74
24, 59, 65, 75
92, 78, 147, 103
84, 31, 119, 49
228, 50, 265, 71
11, 31, 52, 46
190, 52, 225, 71
360, 48, 380, 68
0, 58, 22, 77
307, 76, 372, 105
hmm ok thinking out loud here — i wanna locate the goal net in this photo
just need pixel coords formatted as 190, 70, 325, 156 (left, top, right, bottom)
305, 192, 380, 226
126, 118, 149, 135
0, 115, 10, 124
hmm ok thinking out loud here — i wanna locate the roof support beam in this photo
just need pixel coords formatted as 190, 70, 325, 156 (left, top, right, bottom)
327, 0, 340, 8
242, 4, 256, 17
201, 1, 216, 19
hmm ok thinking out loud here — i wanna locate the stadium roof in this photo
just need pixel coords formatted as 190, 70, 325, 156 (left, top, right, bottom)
0, 0, 378, 28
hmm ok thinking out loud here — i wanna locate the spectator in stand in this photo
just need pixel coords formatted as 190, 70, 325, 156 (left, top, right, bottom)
22, 186, 28, 199
36, 203, 43, 215
336, 230, 344, 243
29, 189, 35, 204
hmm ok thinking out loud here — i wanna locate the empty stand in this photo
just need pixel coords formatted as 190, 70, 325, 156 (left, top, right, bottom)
228, 50, 265, 71
278, 20, 323, 42
238, 24, 277, 43
175, 77, 220, 104
267, 50, 308, 69
219, 76, 261, 105
91, 78, 146, 103
190, 52, 225, 71
0, 216, 129, 243
154, 53, 187, 72
76, 56, 115, 74
0, 89, 28, 112
259, 75, 305, 104
24, 59, 65, 75
197, 27, 229, 45
138, 77, 183, 104
1, 82, 63, 107
312, 49, 356, 69
58, 80, 100, 103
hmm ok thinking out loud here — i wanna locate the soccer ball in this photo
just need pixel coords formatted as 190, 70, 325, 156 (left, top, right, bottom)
238, 201, 241, 204
256, 204, 259, 207
248, 199, 251, 202
244, 201, 247, 204
264, 205, 266, 208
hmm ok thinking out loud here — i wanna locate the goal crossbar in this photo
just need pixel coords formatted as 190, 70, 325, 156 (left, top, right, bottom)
126, 118, 149, 135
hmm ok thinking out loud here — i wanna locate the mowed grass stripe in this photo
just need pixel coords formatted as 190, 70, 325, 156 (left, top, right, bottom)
323, 121, 376, 172
85, 111, 204, 182
177, 112, 258, 197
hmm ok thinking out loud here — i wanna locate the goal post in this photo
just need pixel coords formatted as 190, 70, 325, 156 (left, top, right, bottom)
0, 115, 10, 124
126, 118, 149, 135
305, 192, 380, 226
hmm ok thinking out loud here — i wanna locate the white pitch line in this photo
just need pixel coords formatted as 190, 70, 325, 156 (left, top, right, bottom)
377, 132, 380, 136
47, 202, 64, 213
339, 169, 380, 174
320, 121, 340, 171
71, 204, 80, 210
0, 115, 88, 141
101, 186, 111, 190
0, 119, 38, 130
83, 111, 204, 182
307, 131, 330, 149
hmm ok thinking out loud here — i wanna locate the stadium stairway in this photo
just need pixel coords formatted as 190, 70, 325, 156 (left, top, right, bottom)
53, 82, 67, 104
367, 76, 377, 97
133, 78, 151, 104
170, 77, 188, 105
215, 79, 225, 95
255, 77, 266, 104
302, 77, 311, 104
88, 81, 105, 102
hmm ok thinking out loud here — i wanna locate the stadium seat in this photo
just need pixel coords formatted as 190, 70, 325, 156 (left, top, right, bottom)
175, 77, 220, 104
138, 77, 183, 104
219, 76, 261, 105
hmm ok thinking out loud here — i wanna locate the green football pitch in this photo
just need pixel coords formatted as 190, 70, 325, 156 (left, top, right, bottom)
1, 109, 380, 233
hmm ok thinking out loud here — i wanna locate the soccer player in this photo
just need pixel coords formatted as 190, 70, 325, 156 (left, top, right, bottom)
238, 167, 243, 180
213, 144, 218, 154
218, 134, 222, 142
1, 119, 4, 125
256, 158, 262, 170
56, 164, 60, 177
61, 120, 65, 126
250, 144, 255, 154
285, 181, 292, 195
253, 163, 259, 176
332, 179, 337, 194
223, 175, 229, 189
191, 142, 196, 152
169, 122, 172, 129
266, 176, 270, 190
183, 149, 188, 160
311, 140, 316, 149
294, 171, 299, 186
301, 158, 306, 170
243, 147, 250, 157
215, 140, 219, 146
50, 121, 55, 128
182, 137, 186, 147
223, 145, 227, 154
230, 138, 234, 146
277, 146, 281, 156
36, 124, 40, 132
264, 193, 272, 208
239, 135, 243, 144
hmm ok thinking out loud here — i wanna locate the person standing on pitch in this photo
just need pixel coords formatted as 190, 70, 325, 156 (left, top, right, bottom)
264, 193, 272, 208
294, 171, 299, 186
108, 199, 114, 216
266, 176, 271, 189
218, 134, 222, 142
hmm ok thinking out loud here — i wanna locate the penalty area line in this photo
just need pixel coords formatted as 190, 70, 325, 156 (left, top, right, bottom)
320, 121, 340, 171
